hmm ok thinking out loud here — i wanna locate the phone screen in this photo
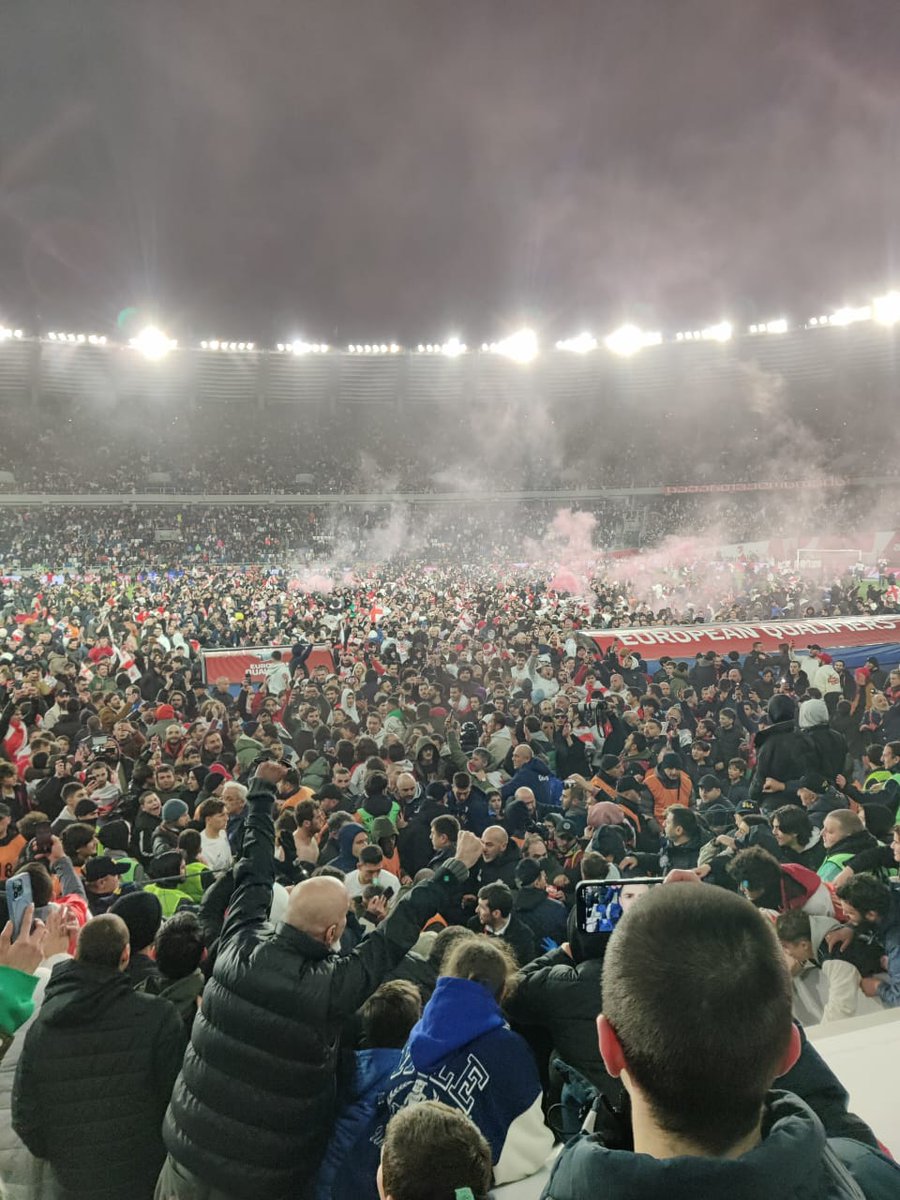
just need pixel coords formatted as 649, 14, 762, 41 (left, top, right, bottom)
7, 874, 34, 939
575, 878, 662, 935
33, 822, 53, 855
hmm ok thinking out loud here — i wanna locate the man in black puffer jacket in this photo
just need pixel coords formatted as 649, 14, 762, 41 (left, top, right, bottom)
750, 694, 814, 811
12, 914, 186, 1200
158, 761, 481, 1200
504, 907, 610, 1109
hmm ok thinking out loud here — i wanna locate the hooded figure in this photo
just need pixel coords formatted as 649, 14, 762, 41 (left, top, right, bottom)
414, 738, 442, 785
384, 965, 554, 1185
331, 821, 368, 873
798, 698, 848, 785
750, 696, 814, 810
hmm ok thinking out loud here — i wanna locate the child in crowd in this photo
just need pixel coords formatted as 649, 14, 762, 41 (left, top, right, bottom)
377, 1101, 493, 1200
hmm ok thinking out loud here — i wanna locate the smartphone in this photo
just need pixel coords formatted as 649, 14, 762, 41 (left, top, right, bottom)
91, 735, 109, 751
7, 874, 33, 939
33, 821, 53, 855
575, 877, 662, 935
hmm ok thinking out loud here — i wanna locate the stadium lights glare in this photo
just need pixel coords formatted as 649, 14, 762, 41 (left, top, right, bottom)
275, 340, 327, 354
440, 336, 465, 358
749, 319, 788, 335
489, 328, 538, 363
873, 291, 900, 327
0, 327, 22, 342
604, 324, 662, 357
45, 330, 105, 345
130, 325, 175, 360
418, 337, 466, 356
827, 305, 871, 328
556, 331, 598, 354
701, 320, 733, 343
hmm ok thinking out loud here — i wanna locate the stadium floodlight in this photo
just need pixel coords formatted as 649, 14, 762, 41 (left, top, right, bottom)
604, 324, 661, 357
441, 336, 466, 357
701, 320, 733, 343
828, 305, 870, 327
556, 331, 597, 354
494, 327, 538, 363
873, 291, 900, 326
764, 318, 788, 334
130, 325, 175, 360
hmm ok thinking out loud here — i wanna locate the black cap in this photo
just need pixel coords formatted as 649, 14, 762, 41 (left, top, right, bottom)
556, 819, 580, 840
698, 774, 722, 792
798, 773, 826, 794
515, 859, 543, 886
83, 855, 128, 883
734, 799, 762, 818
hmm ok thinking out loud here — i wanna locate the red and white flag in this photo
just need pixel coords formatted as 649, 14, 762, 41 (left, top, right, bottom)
112, 640, 142, 684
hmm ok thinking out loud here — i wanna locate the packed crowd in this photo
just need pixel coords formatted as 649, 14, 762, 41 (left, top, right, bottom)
3, 384, 899, 508
0, 568, 899, 1199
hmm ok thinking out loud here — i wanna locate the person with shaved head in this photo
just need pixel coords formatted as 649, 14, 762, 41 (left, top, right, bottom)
474, 825, 521, 889
158, 760, 483, 1200
13, 914, 185, 1200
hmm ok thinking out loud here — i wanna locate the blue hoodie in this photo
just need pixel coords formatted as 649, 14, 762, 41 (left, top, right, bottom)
332, 822, 367, 873
313, 1047, 402, 1200
500, 757, 559, 810
384, 976, 554, 1185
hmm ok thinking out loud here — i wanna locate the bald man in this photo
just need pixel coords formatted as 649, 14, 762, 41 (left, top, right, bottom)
159, 760, 482, 1200
500, 740, 556, 810
475, 824, 521, 889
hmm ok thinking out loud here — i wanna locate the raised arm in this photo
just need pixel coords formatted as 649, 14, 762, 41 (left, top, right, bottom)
218, 762, 287, 946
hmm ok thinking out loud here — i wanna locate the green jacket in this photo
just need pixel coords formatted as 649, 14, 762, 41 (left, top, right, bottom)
299, 754, 330, 793
235, 734, 265, 771
0, 965, 37, 1039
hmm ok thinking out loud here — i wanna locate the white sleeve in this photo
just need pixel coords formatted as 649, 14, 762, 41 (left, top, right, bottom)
801, 884, 835, 918
821, 959, 864, 1022
492, 1093, 556, 1187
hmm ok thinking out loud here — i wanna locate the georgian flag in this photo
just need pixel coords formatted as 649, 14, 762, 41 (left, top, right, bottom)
112, 639, 142, 683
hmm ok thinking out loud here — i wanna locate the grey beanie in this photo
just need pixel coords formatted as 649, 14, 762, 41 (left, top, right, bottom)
799, 698, 829, 730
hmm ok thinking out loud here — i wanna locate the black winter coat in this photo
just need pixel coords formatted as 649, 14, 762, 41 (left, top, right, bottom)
751, 720, 814, 807
505, 947, 610, 1093
801, 724, 848, 784
163, 780, 465, 1200
554, 733, 591, 779
468, 912, 536, 966
397, 798, 447, 877
473, 840, 521, 889
12, 959, 186, 1200
513, 886, 569, 946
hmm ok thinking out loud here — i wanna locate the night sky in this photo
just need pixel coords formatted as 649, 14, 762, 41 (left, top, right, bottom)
2, 1, 900, 344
